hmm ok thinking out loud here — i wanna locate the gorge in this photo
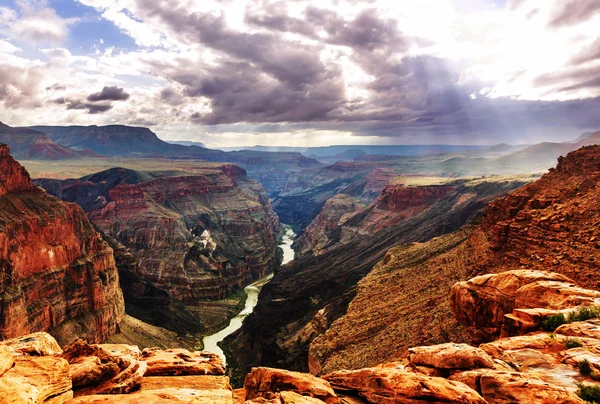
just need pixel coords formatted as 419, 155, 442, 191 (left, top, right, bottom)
203, 225, 296, 363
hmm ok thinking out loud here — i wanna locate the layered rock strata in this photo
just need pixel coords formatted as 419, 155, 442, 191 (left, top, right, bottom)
36, 165, 280, 303
0, 144, 124, 344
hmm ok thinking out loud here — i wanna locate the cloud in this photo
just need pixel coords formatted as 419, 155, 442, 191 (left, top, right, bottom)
54, 97, 113, 114
9, 0, 70, 43
547, 0, 600, 27
87, 86, 130, 101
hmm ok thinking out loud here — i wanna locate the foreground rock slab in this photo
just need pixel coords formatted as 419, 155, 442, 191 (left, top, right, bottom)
244, 367, 339, 404
323, 364, 486, 404
1, 332, 62, 356
450, 369, 586, 404
142, 348, 226, 376
408, 343, 495, 370
0, 356, 72, 403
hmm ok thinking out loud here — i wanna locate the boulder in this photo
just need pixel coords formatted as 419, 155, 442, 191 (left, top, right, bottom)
66, 388, 233, 403
142, 348, 225, 376
61, 339, 146, 395
0, 345, 14, 377
449, 369, 586, 403
323, 364, 486, 403
244, 367, 338, 404
556, 320, 600, 340
450, 270, 573, 341
0, 356, 72, 403
408, 343, 495, 370
1, 332, 62, 356
245, 391, 327, 404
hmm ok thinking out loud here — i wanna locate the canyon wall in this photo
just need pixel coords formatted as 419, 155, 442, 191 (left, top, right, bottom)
0, 144, 125, 344
37, 164, 280, 304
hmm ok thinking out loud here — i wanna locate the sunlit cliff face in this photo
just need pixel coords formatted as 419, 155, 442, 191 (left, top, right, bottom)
1, 0, 600, 147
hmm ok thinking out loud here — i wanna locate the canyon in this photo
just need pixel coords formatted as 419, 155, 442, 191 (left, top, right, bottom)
35, 164, 281, 305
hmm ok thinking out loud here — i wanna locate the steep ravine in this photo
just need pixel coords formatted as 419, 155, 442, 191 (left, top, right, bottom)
203, 226, 296, 363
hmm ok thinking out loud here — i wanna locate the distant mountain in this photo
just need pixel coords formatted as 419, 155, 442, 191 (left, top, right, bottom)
31, 125, 221, 158
166, 140, 207, 148
0, 122, 89, 160
313, 149, 366, 164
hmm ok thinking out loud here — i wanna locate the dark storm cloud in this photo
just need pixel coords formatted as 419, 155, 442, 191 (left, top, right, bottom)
131, 0, 600, 143
54, 97, 113, 114
548, 0, 600, 27
87, 86, 130, 102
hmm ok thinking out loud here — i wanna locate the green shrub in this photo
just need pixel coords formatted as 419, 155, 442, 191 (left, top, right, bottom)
591, 372, 600, 382
566, 338, 584, 349
568, 306, 600, 323
542, 313, 566, 331
577, 383, 600, 403
579, 359, 592, 375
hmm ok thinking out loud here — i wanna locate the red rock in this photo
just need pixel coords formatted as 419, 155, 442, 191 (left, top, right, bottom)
449, 369, 585, 404
0, 145, 124, 344
0, 356, 72, 403
450, 270, 575, 341
408, 343, 495, 370
323, 364, 486, 403
0, 345, 14, 377
556, 320, 600, 340
142, 348, 226, 376
244, 367, 338, 404
1, 332, 62, 356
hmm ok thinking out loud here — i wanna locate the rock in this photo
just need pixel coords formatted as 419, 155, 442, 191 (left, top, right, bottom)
0, 356, 72, 403
0, 345, 14, 377
451, 270, 575, 341
244, 367, 338, 404
66, 388, 233, 403
556, 320, 600, 340
74, 358, 147, 396
0, 145, 125, 344
323, 364, 486, 404
479, 333, 566, 358
70, 356, 120, 388
1, 332, 62, 356
98, 344, 142, 359
449, 369, 586, 403
408, 343, 495, 370
141, 375, 232, 391
142, 348, 226, 376
245, 391, 327, 404
514, 280, 600, 310
61, 339, 146, 395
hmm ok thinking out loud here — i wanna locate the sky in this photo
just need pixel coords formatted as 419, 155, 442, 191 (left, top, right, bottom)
1, 0, 600, 147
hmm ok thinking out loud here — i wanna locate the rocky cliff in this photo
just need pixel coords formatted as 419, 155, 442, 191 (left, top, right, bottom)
36, 165, 280, 304
305, 145, 600, 376
225, 176, 529, 383
0, 144, 124, 344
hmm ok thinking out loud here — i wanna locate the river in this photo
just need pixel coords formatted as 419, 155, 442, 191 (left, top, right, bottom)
202, 225, 296, 363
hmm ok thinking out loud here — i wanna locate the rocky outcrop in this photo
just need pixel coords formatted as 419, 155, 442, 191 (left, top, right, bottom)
244, 367, 339, 404
226, 176, 528, 382
0, 144, 124, 344
478, 145, 600, 289
36, 165, 280, 304
323, 364, 487, 404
